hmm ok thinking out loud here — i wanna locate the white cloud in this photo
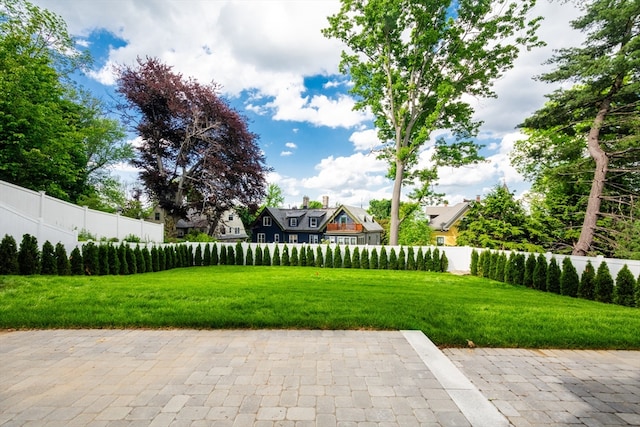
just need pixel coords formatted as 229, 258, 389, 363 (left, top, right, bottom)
349, 128, 383, 152
285, 142, 297, 149
280, 151, 293, 157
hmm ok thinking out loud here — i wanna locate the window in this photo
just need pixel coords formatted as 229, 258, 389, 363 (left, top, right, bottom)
436, 236, 445, 246
290, 218, 298, 227
309, 217, 318, 228
257, 233, 266, 243
274, 234, 280, 243
310, 235, 319, 244
228, 214, 234, 221
220, 227, 226, 235
154, 212, 160, 221
229, 227, 233, 234
263, 216, 272, 226
289, 234, 298, 243
234, 227, 240, 235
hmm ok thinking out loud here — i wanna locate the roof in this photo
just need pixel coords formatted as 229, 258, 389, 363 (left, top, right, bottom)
329, 205, 384, 233
258, 205, 383, 233
424, 202, 471, 231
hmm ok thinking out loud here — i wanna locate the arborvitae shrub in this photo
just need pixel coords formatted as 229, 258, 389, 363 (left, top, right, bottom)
227, 246, 236, 265
388, 248, 398, 270
211, 244, 219, 265
504, 252, 516, 284
398, 247, 406, 270
126, 245, 137, 274
142, 246, 152, 272
0, 235, 19, 275
291, 246, 299, 266
431, 248, 441, 272
282, 245, 289, 266
220, 245, 228, 265
342, 246, 352, 268
546, 257, 561, 294
424, 248, 433, 273
514, 254, 526, 286
315, 246, 323, 267
324, 246, 333, 268
235, 242, 243, 265
496, 253, 507, 282
636, 273, 640, 308
194, 245, 203, 266
523, 254, 536, 288
245, 246, 254, 266
440, 252, 449, 273
134, 245, 145, 273
533, 254, 547, 291
470, 249, 479, 276
476, 250, 487, 277
255, 246, 263, 266
416, 247, 425, 271
306, 246, 314, 267
407, 247, 415, 270
333, 246, 342, 268
97, 244, 109, 275
263, 246, 271, 266
614, 265, 636, 307
360, 248, 369, 269
55, 242, 70, 276
272, 245, 281, 266
370, 247, 379, 269
351, 247, 360, 269
158, 246, 166, 271
489, 252, 499, 280
203, 243, 211, 266
118, 244, 128, 274
82, 242, 99, 275
188, 246, 195, 266
379, 247, 388, 270
150, 247, 158, 272
108, 244, 119, 274
40, 241, 57, 275
300, 245, 307, 266
560, 258, 579, 297
18, 234, 40, 275
70, 247, 83, 275
594, 262, 614, 303
164, 247, 173, 270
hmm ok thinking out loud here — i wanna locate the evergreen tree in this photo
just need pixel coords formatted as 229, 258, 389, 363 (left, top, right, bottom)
440, 252, 449, 273
158, 246, 166, 271
613, 265, 636, 307
370, 247, 379, 270
416, 247, 424, 271
546, 257, 561, 294
108, 244, 119, 274
315, 246, 324, 267
134, 245, 145, 273
489, 252, 499, 280
398, 247, 406, 270
227, 246, 236, 265
194, 245, 203, 266
306, 246, 314, 267
126, 245, 137, 274
636, 273, 640, 308
255, 245, 263, 266
470, 249, 479, 276
560, 257, 579, 297
282, 245, 289, 266
343, 246, 352, 268
291, 246, 299, 266
142, 246, 152, 272
18, 234, 40, 275
389, 248, 398, 270
69, 247, 83, 275
54, 242, 70, 276
594, 262, 614, 303
424, 248, 433, 273
272, 245, 281, 266
300, 245, 307, 266
406, 247, 415, 270
82, 242, 99, 275
333, 246, 342, 268
324, 246, 333, 268
220, 244, 228, 265
150, 246, 159, 272
263, 246, 271, 266
379, 247, 388, 270
533, 254, 547, 291
235, 242, 244, 265
431, 248, 441, 272
187, 245, 194, 266
351, 247, 360, 269
97, 244, 109, 275
360, 248, 369, 269
118, 244, 129, 274
245, 245, 254, 266
495, 253, 507, 282
0, 235, 19, 275
203, 243, 211, 266
505, 252, 516, 284
40, 241, 57, 275
523, 254, 536, 288
211, 244, 219, 265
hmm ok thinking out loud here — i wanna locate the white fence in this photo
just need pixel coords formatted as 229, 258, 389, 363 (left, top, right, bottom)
0, 180, 163, 249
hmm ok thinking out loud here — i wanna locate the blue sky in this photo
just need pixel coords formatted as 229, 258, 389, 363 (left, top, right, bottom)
33, 0, 584, 209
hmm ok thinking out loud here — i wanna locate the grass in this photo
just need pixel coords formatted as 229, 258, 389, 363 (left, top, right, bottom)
1, 266, 639, 349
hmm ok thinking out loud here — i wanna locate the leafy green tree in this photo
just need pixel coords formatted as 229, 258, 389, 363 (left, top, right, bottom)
262, 183, 285, 208
560, 257, 579, 297
614, 265, 636, 307
514, 0, 640, 256
594, 261, 614, 303
478, 250, 489, 278
324, 0, 540, 245
118, 244, 128, 275
142, 246, 152, 272
219, 245, 227, 265
300, 245, 307, 267
134, 245, 145, 273
496, 253, 507, 283
546, 258, 561, 294
431, 248, 441, 272
17, 234, 39, 275
504, 252, 516, 284
579, 261, 596, 300
0, 234, 19, 275
399, 211, 432, 246
126, 245, 136, 274
157, 246, 166, 271
40, 241, 56, 275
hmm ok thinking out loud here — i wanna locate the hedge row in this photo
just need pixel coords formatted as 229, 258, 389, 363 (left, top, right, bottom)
470, 249, 640, 308
0, 234, 450, 276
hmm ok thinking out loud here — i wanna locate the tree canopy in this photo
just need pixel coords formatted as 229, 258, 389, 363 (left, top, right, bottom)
323, 0, 542, 245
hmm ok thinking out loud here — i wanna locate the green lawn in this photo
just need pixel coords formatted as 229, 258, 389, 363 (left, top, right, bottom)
1, 266, 638, 349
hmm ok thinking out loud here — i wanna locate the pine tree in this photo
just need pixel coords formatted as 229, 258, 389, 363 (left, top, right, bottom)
306, 246, 314, 267
70, 247, 83, 275
108, 244, 119, 274
594, 262, 613, 303
150, 246, 158, 272
158, 246, 166, 271
245, 245, 254, 266
546, 257, 561, 294
272, 245, 281, 266
40, 241, 57, 275
470, 249, 479, 276
432, 248, 441, 272
282, 245, 290, 266
194, 245, 203, 266
333, 246, 342, 268
560, 257, 579, 297
291, 246, 299, 266
406, 247, 415, 270
424, 248, 433, 273
300, 245, 307, 266
263, 246, 271, 266
523, 254, 536, 288
142, 246, 152, 272
54, 242, 70, 276
220, 244, 228, 265
514, 254, 526, 286
227, 245, 236, 265
440, 252, 449, 273
203, 243, 211, 266
187, 245, 194, 266
118, 244, 129, 275
379, 247, 388, 270
504, 252, 516, 284
255, 246, 263, 266
397, 247, 406, 270
98, 244, 109, 275
315, 246, 323, 267
82, 242, 99, 275
18, 234, 40, 275
235, 242, 244, 265
134, 245, 145, 273
211, 244, 219, 265
495, 253, 507, 282
351, 247, 359, 269
324, 246, 332, 268
477, 250, 487, 277
533, 254, 547, 291
489, 252, 499, 280
126, 245, 137, 274
360, 248, 369, 269
416, 247, 424, 271
614, 265, 636, 307
370, 247, 379, 270
0, 235, 19, 275
389, 248, 398, 270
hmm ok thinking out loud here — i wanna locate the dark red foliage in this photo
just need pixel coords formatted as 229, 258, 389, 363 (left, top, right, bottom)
116, 57, 268, 224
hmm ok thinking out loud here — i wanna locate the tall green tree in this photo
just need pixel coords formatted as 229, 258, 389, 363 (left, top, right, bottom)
323, 0, 541, 245
514, 0, 640, 256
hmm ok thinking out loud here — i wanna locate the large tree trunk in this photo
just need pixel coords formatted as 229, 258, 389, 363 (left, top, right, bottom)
389, 159, 404, 246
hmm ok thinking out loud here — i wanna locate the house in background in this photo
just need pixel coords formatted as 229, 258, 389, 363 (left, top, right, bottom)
425, 199, 475, 246
150, 207, 248, 241
251, 196, 383, 245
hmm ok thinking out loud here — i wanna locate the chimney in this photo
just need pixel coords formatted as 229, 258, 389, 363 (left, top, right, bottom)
322, 195, 329, 209
476, 195, 481, 202
303, 196, 309, 209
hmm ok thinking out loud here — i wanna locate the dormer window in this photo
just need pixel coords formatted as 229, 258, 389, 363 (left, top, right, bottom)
290, 218, 298, 227
309, 217, 318, 228
263, 216, 272, 226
